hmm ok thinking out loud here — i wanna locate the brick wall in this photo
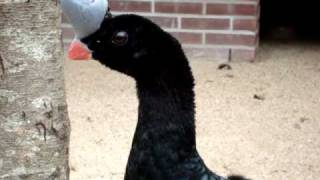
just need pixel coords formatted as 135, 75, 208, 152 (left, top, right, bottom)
62, 0, 260, 61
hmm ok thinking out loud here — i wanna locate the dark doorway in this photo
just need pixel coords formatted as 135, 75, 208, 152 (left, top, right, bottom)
260, 0, 320, 41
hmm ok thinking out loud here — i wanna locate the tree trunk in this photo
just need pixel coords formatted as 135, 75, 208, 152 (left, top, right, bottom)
0, 1, 70, 179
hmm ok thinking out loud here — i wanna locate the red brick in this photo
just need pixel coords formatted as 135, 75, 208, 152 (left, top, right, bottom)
230, 4, 257, 15
110, 1, 151, 12
206, 33, 256, 46
146, 16, 178, 29
181, 18, 230, 30
205, 4, 228, 15
155, 2, 203, 14
231, 49, 256, 61
206, 3, 257, 15
233, 18, 257, 31
170, 32, 202, 44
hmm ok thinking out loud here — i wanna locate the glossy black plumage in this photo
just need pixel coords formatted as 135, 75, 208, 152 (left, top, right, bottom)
81, 14, 248, 180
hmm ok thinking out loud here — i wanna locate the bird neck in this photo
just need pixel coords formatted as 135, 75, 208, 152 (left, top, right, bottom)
133, 62, 197, 161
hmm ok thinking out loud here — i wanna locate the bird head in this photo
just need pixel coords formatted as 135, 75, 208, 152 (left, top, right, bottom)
81, 15, 183, 79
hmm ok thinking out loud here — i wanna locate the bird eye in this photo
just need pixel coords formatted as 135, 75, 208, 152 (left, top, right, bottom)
96, 39, 101, 44
112, 31, 128, 46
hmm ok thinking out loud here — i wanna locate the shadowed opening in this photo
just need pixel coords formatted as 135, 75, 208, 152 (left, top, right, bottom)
260, 0, 320, 41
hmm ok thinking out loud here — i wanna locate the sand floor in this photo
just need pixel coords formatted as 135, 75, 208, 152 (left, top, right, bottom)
65, 42, 320, 180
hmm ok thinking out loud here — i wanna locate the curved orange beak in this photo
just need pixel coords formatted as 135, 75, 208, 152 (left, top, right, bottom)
67, 39, 91, 61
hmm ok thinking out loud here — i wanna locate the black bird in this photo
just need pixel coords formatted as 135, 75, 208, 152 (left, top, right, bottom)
81, 14, 248, 180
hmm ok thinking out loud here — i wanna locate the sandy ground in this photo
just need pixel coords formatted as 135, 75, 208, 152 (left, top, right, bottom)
65, 42, 320, 180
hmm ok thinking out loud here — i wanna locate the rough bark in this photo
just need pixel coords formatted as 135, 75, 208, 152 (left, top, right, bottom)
0, 1, 70, 179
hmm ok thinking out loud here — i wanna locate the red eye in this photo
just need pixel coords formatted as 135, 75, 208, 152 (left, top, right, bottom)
112, 31, 128, 46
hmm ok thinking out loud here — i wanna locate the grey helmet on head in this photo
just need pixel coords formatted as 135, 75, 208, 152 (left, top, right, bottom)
60, 0, 109, 40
